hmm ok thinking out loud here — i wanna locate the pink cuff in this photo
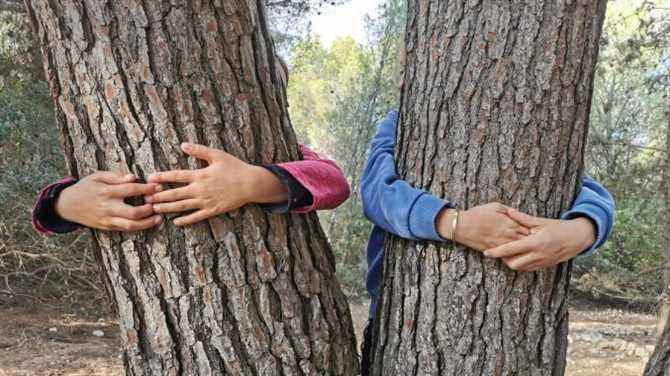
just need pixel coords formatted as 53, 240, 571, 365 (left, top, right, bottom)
275, 145, 351, 213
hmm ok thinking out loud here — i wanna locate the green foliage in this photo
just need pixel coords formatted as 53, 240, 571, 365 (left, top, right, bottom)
572, 0, 670, 302
576, 198, 665, 296
286, 0, 406, 297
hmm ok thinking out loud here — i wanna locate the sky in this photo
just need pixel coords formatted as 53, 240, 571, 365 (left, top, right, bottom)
309, 0, 382, 46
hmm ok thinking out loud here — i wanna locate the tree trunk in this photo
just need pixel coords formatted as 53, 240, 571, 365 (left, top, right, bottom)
24, 1, 358, 374
644, 95, 670, 376
370, 1, 607, 375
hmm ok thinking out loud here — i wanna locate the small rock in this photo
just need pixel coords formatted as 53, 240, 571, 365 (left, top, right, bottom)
92, 330, 105, 337
48, 327, 58, 333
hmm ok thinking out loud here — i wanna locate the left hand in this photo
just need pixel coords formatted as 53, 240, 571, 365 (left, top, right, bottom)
146, 143, 287, 226
483, 208, 597, 272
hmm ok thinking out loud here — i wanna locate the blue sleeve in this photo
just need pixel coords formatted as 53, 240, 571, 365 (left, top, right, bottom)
561, 175, 616, 256
360, 110, 453, 241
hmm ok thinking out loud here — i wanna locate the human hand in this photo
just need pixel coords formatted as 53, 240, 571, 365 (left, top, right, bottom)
55, 172, 163, 231
437, 202, 530, 251
483, 208, 597, 272
146, 143, 288, 226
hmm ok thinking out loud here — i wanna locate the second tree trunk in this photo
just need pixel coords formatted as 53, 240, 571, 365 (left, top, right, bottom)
371, 1, 607, 375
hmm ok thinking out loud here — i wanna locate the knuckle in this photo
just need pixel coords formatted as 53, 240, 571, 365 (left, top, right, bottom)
195, 170, 208, 180
193, 184, 206, 196
129, 208, 142, 219
100, 218, 112, 228
100, 186, 113, 196
528, 239, 543, 250
116, 187, 131, 197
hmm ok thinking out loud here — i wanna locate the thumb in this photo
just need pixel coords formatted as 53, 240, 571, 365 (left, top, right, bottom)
506, 208, 550, 228
92, 171, 136, 185
181, 143, 223, 163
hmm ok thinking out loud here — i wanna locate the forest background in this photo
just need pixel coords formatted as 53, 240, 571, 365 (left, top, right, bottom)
1, 1, 670, 374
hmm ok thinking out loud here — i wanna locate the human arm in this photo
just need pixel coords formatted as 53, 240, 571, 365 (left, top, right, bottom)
360, 111, 528, 248
484, 176, 616, 271
146, 142, 351, 226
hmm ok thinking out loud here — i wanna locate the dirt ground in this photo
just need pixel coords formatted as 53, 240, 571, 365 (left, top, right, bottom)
0, 300, 659, 376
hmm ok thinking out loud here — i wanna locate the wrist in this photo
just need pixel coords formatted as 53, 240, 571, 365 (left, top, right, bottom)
246, 165, 289, 205
569, 217, 597, 252
436, 208, 458, 240
54, 185, 78, 224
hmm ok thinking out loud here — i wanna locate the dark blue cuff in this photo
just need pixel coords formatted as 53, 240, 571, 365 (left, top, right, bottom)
259, 165, 313, 214
407, 193, 452, 241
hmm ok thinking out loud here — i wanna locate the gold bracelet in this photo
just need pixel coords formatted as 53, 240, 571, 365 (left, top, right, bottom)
451, 209, 460, 249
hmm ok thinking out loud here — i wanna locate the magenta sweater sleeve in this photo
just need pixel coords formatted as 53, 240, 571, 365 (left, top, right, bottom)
32, 177, 81, 235
274, 144, 351, 213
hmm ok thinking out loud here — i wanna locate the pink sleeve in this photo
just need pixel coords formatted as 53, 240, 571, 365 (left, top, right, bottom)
274, 144, 351, 213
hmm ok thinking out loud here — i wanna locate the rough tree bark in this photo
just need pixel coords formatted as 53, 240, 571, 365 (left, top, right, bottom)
24, 1, 358, 374
370, 1, 607, 375
644, 96, 670, 376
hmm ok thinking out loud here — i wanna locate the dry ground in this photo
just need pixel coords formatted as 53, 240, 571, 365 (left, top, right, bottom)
0, 300, 659, 376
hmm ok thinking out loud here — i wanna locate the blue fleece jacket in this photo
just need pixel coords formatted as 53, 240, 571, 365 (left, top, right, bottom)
361, 110, 616, 318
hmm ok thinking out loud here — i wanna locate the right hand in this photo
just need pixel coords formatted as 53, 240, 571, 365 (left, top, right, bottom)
437, 202, 530, 252
55, 171, 164, 232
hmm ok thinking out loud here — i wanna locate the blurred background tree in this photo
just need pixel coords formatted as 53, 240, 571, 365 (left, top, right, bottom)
0, 9, 101, 307
572, 0, 669, 308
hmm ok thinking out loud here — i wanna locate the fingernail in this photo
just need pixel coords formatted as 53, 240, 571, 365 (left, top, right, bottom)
181, 142, 192, 151
145, 196, 152, 203
483, 251, 490, 257
155, 216, 163, 224
125, 174, 135, 180
155, 185, 163, 192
